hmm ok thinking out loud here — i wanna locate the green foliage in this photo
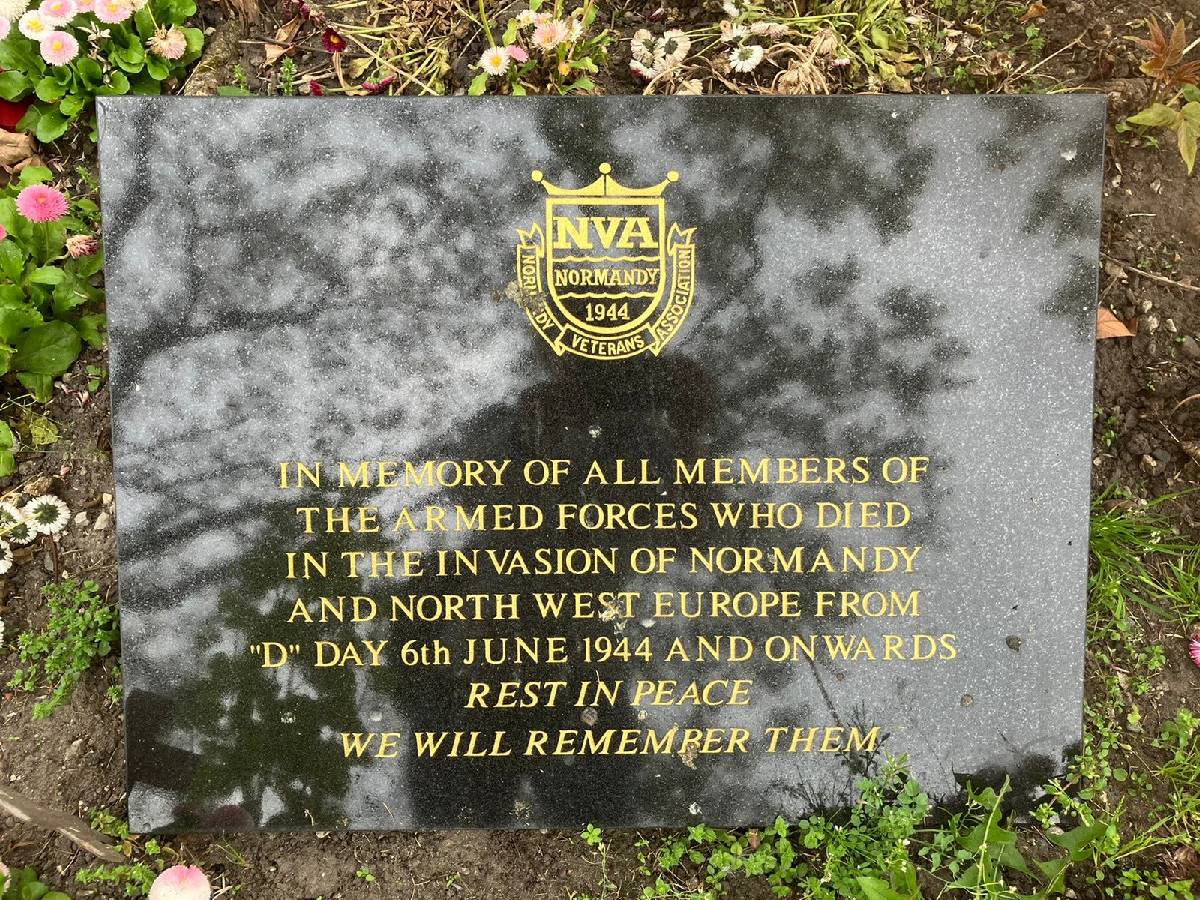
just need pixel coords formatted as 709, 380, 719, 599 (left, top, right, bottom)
218, 63, 252, 96
636, 758, 928, 899
1122, 18, 1200, 174
0, 167, 104, 400
280, 56, 297, 96
0, 0, 203, 142
7, 578, 118, 719
354, 866, 376, 883
75, 811, 165, 897
74, 864, 156, 899
0, 866, 72, 900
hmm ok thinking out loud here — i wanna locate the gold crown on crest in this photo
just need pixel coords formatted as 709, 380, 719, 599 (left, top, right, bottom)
530, 162, 679, 198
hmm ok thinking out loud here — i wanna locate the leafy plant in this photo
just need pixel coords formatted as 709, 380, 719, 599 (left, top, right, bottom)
0, 0, 203, 142
8, 578, 118, 719
469, 0, 609, 96
1123, 18, 1200, 174
1, 866, 72, 900
0, 167, 104, 401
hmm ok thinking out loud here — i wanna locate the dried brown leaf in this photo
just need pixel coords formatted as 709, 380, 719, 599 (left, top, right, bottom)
1020, 1, 1046, 23
263, 17, 301, 64
1097, 307, 1136, 340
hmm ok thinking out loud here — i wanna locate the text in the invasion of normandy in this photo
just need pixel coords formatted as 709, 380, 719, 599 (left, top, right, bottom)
256, 455, 952, 761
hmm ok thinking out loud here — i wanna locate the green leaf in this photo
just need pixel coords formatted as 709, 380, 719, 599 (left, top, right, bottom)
59, 92, 87, 118
0, 240, 27, 282
16, 371, 53, 401
468, 71, 488, 96
1176, 101, 1199, 175
855, 877, 910, 900
565, 76, 594, 93
0, 302, 41, 344
145, 54, 170, 81
182, 26, 204, 60
34, 108, 70, 143
76, 56, 103, 87
77, 312, 106, 348
96, 69, 131, 96
502, 18, 518, 43
34, 76, 66, 102
1048, 821, 1108, 859
18, 165, 53, 186
134, 4, 155, 36
512, 83, 526, 95
27, 266, 65, 286
0, 69, 31, 101
1127, 103, 1177, 129
0, 449, 13, 476
12, 319, 80, 375
0, 37, 45, 77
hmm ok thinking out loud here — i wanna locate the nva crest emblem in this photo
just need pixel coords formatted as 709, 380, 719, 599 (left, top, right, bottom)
515, 163, 695, 360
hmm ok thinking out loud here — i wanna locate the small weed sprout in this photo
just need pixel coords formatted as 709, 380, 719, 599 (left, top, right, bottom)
8, 578, 118, 719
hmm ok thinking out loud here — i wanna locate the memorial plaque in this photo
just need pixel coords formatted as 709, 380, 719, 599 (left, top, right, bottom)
97, 96, 1105, 832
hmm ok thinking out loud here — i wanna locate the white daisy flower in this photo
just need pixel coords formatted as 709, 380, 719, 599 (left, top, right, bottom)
516, 9, 536, 25
766, 22, 790, 38
729, 42, 764, 73
0, 540, 11, 575
0, 0, 28, 19
567, 17, 583, 41
631, 28, 656, 64
721, 0, 739, 17
659, 28, 690, 62
17, 9, 47, 38
629, 58, 656, 81
749, 21, 770, 35
478, 45, 509, 75
0, 502, 35, 546
23, 495, 70, 535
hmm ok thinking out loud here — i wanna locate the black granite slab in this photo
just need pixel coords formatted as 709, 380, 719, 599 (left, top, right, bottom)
97, 96, 1105, 832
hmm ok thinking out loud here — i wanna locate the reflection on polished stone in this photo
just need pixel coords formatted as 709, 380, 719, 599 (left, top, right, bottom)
98, 95, 1105, 832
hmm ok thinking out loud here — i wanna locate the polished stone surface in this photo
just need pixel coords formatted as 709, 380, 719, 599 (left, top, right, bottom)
98, 96, 1105, 832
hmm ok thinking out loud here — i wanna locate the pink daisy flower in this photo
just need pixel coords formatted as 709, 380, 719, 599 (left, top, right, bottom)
39, 29, 78, 65
94, 0, 130, 23
148, 865, 211, 900
18, 10, 50, 39
38, 0, 75, 24
147, 24, 186, 59
16, 184, 68, 223
75, 0, 94, 10
0, 224, 7, 241
505, 44, 528, 62
1190, 631, 1200, 669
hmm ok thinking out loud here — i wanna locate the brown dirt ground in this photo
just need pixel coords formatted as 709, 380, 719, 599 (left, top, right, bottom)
2, 0, 1200, 897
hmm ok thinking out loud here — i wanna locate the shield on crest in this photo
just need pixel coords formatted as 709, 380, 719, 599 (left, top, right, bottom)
544, 196, 667, 338
515, 164, 696, 361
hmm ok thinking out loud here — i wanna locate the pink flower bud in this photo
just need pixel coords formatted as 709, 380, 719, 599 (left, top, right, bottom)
1190, 632, 1200, 669
505, 44, 528, 62
149, 865, 211, 900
